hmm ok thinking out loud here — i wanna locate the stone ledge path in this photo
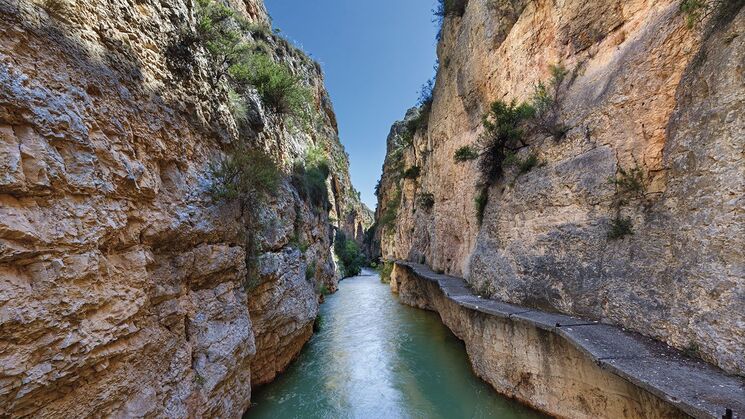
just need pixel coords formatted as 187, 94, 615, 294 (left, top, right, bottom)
395, 261, 745, 419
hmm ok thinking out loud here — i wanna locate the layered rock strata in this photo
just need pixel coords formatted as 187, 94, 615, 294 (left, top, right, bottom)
375, 0, 744, 375
0, 0, 366, 416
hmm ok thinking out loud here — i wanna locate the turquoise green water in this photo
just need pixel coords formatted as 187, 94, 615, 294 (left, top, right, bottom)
245, 270, 544, 419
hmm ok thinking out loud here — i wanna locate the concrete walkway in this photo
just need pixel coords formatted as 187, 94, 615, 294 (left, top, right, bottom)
395, 260, 745, 419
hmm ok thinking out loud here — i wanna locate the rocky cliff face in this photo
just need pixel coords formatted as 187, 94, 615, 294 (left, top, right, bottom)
0, 0, 366, 416
375, 0, 744, 376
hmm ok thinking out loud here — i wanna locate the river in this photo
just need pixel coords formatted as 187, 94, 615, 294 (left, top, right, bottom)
245, 269, 544, 419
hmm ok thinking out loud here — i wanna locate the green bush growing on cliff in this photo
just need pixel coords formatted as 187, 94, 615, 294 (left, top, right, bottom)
418, 192, 435, 210
194, 0, 250, 84
434, 0, 468, 17
530, 64, 569, 139
305, 261, 317, 281
504, 152, 541, 176
475, 187, 489, 226
191, 0, 312, 122
608, 164, 646, 201
208, 147, 280, 204
407, 78, 435, 134
379, 260, 394, 284
379, 187, 402, 234
334, 231, 365, 278
292, 147, 331, 211
229, 53, 313, 118
454, 145, 479, 162
607, 216, 634, 240
478, 99, 535, 184
680, 0, 719, 27
402, 166, 421, 180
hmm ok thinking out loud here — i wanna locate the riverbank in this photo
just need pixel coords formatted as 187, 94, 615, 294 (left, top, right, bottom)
391, 261, 745, 419
245, 269, 544, 418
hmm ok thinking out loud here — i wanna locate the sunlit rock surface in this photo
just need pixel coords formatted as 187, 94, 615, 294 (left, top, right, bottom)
374, 0, 744, 375
0, 0, 368, 416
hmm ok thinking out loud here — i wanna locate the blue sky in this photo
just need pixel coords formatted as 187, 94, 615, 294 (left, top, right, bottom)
264, 0, 438, 210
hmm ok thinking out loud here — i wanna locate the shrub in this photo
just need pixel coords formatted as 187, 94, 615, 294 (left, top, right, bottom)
530, 64, 569, 139
680, 0, 717, 27
505, 152, 541, 176
402, 166, 421, 180
407, 78, 435, 133
379, 187, 402, 233
379, 260, 394, 284
607, 216, 634, 240
475, 187, 489, 225
305, 261, 317, 281
609, 164, 645, 199
165, 31, 200, 80
434, 0, 468, 18
683, 342, 702, 359
454, 145, 479, 162
194, 0, 312, 121
313, 314, 324, 332
229, 53, 312, 118
418, 193, 435, 210
334, 231, 365, 278
195, 0, 250, 83
227, 88, 248, 123
208, 147, 280, 203
292, 147, 331, 210
478, 100, 534, 184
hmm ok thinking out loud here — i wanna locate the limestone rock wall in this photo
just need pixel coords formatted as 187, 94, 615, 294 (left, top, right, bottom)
375, 0, 744, 375
0, 0, 363, 416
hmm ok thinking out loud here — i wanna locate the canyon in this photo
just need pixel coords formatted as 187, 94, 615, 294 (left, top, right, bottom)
0, 0, 743, 417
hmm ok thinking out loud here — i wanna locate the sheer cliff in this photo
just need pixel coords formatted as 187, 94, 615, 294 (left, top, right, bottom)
374, 0, 744, 376
0, 0, 367, 416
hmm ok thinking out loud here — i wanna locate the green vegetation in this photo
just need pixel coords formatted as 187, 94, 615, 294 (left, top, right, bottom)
477, 64, 569, 184
379, 187, 402, 234
530, 64, 569, 139
193, 373, 206, 386
379, 260, 394, 284
173, 0, 312, 122
606, 163, 646, 240
305, 261, 317, 281
208, 147, 280, 203
475, 187, 489, 226
478, 99, 535, 184
407, 78, 435, 134
608, 164, 646, 200
292, 146, 331, 211
316, 283, 330, 296
418, 193, 435, 210
683, 342, 702, 359
504, 152, 541, 176
680, 0, 719, 27
434, 0, 468, 18
607, 216, 634, 240
313, 314, 324, 332
454, 145, 479, 162
229, 53, 312, 117
334, 231, 366, 278
402, 166, 421, 180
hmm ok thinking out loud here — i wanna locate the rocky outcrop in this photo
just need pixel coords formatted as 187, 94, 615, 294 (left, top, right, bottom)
375, 0, 744, 376
0, 0, 363, 416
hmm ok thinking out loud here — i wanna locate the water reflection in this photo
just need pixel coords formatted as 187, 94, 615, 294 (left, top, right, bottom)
246, 270, 544, 419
